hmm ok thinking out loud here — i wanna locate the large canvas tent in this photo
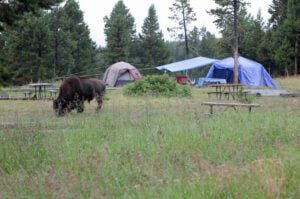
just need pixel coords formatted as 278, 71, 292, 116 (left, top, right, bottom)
206, 56, 277, 88
103, 62, 142, 87
156, 56, 218, 72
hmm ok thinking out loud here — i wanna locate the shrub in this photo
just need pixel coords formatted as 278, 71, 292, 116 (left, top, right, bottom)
123, 74, 192, 97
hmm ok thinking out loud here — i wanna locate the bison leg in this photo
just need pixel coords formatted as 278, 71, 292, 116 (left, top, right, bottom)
73, 93, 84, 113
95, 92, 104, 111
67, 101, 75, 112
76, 100, 85, 113
57, 102, 68, 117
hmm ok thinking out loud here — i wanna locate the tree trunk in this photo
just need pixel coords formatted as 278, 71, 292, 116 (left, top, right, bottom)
54, 33, 58, 78
295, 34, 298, 76
0, 40, 4, 50
233, 0, 239, 84
182, 8, 189, 59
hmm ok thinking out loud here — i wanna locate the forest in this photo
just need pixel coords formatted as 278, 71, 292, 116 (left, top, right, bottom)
0, 0, 299, 86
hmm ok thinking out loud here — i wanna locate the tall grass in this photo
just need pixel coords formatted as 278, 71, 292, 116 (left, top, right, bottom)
0, 79, 299, 198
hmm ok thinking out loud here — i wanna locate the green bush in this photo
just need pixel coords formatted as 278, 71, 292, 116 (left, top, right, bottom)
123, 74, 192, 97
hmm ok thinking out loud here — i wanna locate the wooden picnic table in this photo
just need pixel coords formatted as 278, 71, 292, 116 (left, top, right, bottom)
208, 83, 245, 100
202, 101, 260, 114
28, 83, 52, 100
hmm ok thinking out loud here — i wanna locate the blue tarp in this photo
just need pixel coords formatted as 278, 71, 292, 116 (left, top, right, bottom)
156, 56, 218, 72
206, 56, 277, 88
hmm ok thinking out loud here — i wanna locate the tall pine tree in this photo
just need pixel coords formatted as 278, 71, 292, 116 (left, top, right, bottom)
282, 0, 300, 75
0, 0, 63, 31
268, 0, 289, 29
168, 0, 196, 59
188, 26, 220, 58
48, 7, 75, 78
208, 0, 248, 58
5, 12, 52, 84
139, 4, 170, 70
268, 0, 299, 76
104, 0, 135, 65
61, 0, 94, 75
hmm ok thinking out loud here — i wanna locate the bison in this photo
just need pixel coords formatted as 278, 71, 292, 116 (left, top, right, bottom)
53, 76, 105, 116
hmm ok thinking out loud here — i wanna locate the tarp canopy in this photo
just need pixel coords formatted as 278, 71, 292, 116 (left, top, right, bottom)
206, 56, 277, 88
156, 56, 218, 72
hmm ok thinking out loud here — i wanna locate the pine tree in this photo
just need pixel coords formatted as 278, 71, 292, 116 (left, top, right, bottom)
48, 7, 75, 78
61, 0, 94, 75
188, 26, 201, 57
239, 10, 265, 60
257, 29, 274, 74
0, 0, 63, 31
104, 0, 136, 65
188, 26, 219, 58
168, 0, 196, 59
5, 12, 52, 84
282, 0, 300, 75
268, 0, 289, 29
208, 1, 248, 57
268, 0, 299, 76
0, 0, 63, 85
209, 0, 247, 83
139, 4, 170, 70
274, 37, 294, 76
198, 27, 220, 58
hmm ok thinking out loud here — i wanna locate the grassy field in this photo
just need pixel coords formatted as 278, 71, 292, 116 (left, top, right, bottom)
0, 78, 299, 198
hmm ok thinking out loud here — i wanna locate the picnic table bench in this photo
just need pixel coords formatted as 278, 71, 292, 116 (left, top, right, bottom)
23, 91, 33, 99
48, 88, 59, 99
202, 101, 260, 114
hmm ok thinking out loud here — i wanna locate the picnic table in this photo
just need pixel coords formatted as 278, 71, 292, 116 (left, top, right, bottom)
202, 101, 260, 114
28, 83, 52, 100
208, 83, 246, 100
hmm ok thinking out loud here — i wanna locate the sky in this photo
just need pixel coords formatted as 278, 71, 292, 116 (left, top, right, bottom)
77, 0, 273, 47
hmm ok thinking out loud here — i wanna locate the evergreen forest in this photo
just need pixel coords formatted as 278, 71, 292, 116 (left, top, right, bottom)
0, 0, 299, 86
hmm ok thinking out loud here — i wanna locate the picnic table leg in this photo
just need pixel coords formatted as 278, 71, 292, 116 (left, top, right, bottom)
210, 105, 213, 114
249, 107, 252, 113
43, 86, 46, 99
38, 86, 42, 99
34, 87, 37, 98
227, 88, 230, 100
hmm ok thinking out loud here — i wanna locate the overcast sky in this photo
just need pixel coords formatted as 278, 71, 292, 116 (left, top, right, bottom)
77, 0, 273, 47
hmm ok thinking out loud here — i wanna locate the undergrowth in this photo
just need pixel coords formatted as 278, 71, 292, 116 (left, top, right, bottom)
123, 74, 191, 97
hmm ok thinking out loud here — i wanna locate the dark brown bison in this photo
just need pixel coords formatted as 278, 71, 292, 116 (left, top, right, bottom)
53, 76, 105, 116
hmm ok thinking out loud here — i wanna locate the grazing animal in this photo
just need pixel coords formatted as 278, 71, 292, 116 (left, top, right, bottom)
53, 76, 105, 116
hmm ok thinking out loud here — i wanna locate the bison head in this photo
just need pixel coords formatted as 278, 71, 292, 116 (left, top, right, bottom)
53, 98, 81, 116
53, 98, 70, 117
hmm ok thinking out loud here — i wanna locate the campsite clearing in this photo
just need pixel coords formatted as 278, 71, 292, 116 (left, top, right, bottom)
0, 77, 299, 198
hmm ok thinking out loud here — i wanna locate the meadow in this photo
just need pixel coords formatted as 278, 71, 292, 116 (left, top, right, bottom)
0, 77, 299, 198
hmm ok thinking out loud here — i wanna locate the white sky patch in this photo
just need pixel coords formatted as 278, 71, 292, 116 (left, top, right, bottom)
77, 0, 273, 47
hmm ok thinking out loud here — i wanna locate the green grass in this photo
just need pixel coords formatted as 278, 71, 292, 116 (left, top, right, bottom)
0, 78, 299, 198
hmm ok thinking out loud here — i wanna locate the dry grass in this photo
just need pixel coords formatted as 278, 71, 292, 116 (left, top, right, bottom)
275, 75, 300, 91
